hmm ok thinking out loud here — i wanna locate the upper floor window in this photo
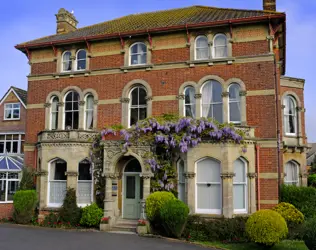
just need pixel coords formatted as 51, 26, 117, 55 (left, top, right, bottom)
195, 36, 209, 60
184, 87, 196, 118
130, 43, 147, 66
284, 96, 297, 135
64, 91, 79, 130
76, 49, 87, 71
201, 80, 223, 123
0, 134, 24, 154
4, 103, 20, 120
51, 96, 59, 130
228, 84, 241, 124
129, 86, 147, 126
284, 161, 299, 186
62, 51, 72, 72
213, 34, 228, 58
85, 94, 94, 130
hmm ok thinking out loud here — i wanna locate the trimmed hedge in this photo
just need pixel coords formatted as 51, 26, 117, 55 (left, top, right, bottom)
80, 203, 103, 227
303, 217, 316, 250
281, 184, 316, 219
246, 210, 288, 247
59, 188, 81, 226
272, 202, 304, 225
13, 190, 37, 224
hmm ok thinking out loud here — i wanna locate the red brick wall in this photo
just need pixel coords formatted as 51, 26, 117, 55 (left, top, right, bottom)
0, 204, 14, 219
152, 48, 189, 64
259, 148, 278, 173
233, 40, 269, 57
31, 61, 56, 75
90, 55, 124, 70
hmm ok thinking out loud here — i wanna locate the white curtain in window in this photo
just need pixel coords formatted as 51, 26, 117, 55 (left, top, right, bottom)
130, 43, 147, 65
229, 84, 241, 123
196, 36, 209, 60
202, 82, 213, 118
85, 95, 94, 130
233, 159, 247, 212
51, 97, 59, 130
49, 161, 67, 205
184, 87, 196, 118
78, 161, 92, 204
284, 96, 297, 134
202, 81, 223, 122
62, 51, 72, 71
214, 34, 228, 58
285, 161, 299, 186
178, 160, 185, 202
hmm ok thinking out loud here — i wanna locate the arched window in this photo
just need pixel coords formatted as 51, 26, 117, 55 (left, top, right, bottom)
201, 80, 223, 123
233, 158, 247, 213
228, 84, 241, 124
76, 49, 87, 71
85, 94, 94, 130
129, 86, 147, 127
130, 43, 147, 65
284, 96, 297, 135
213, 34, 228, 58
62, 51, 72, 72
49, 159, 67, 206
195, 36, 209, 60
177, 159, 185, 202
64, 91, 79, 130
184, 87, 196, 118
51, 96, 59, 130
284, 161, 299, 186
78, 159, 92, 205
196, 158, 221, 214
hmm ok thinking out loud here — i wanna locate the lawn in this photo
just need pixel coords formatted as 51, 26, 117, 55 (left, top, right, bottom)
197, 240, 307, 250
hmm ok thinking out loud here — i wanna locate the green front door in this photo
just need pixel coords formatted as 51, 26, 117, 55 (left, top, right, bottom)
123, 174, 141, 219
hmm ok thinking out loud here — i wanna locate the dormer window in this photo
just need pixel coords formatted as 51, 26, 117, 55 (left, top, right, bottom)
76, 49, 87, 71
130, 43, 147, 66
195, 36, 209, 60
213, 34, 228, 58
4, 103, 20, 120
62, 51, 72, 72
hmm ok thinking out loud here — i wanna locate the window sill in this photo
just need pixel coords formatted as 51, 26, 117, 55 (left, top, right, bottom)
3, 118, 20, 121
187, 57, 235, 67
120, 64, 153, 72
53, 70, 91, 78
0, 201, 13, 204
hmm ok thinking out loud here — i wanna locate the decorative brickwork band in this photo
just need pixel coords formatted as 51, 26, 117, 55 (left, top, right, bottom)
220, 172, 235, 179
184, 172, 196, 179
120, 97, 130, 103
194, 94, 202, 99
221, 92, 229, 97
35, 171, 48, 176
176, 94, 185, 100
145, 96, 153, 102
79, 101, 85, 106
247, 173, 258, 179
239, 91, 247, 97
44, 103, 51, 108
65, 171, 78, 177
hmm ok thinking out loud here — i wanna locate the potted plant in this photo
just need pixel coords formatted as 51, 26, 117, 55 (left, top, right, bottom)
99, 217, 111, 231
136, 219, 148, 235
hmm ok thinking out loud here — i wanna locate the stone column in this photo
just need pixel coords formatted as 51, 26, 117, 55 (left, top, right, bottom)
104, 173, 115, 218
301, 173, 308, 187
194, 94, 202, 119
65, 171, 78, 189
222, 92, 229, 123
57, 102, 64, 129
93, 100, 98, 129
44, 103, 51, 129
177, 94, 185, 117
140, 173, 153, 219
184, 172, 196, 213
221, 172, 235, 218
35, 171, 48, 210
79, 101, 85, 130
120, 98, 130, 127
247, 173, 257, 214
240, 91, 247, 126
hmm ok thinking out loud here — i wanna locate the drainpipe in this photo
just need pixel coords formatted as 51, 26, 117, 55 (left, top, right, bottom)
256, 144, 261, 210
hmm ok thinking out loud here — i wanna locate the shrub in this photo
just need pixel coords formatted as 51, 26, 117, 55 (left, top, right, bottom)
183, 215, 248, 242
145, 191, 176, 223
80, 203, 103, 227
246, 210, 288, 247
160, 199, 189, 238
308, 174, 316, 187
281, 184, 316, 219
42, 211, 60, 228
272, 202, 304, 225
303, 217, 316, 250
59, 188, 81, 226
13, 190, 37, 224
19, 167, 35, 190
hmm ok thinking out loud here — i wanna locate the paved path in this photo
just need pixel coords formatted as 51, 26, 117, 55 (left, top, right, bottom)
0, 224, 210, 250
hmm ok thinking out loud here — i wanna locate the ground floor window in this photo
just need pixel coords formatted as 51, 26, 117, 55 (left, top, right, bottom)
49, 159, 67, 206
284, 161, 299, 186
0, 172, 20, 202
177, 159, 185, 202
233, 158, 247, 214
77, 159, 93, 205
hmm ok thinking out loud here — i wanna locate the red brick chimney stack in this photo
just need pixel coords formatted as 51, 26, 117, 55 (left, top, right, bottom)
55, 8, 78, 34
263, 0, 276, 11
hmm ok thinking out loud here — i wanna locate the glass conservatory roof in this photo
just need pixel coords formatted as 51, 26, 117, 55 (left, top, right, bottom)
0, 154, 23, 171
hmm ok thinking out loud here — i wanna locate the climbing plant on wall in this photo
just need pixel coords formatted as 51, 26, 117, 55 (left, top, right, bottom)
91, 114, 245, 198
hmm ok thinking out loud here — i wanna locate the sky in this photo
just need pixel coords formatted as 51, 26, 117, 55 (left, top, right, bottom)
1, 0, 315, 141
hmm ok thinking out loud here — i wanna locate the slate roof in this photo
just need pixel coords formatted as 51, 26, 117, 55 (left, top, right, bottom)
16, 5, 284, 47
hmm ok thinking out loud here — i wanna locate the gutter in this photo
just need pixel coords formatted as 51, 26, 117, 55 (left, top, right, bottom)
15, 14, 285, 50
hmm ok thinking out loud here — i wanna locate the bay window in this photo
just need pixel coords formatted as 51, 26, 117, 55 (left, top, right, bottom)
64, 91, 79, 130
49, 159, 67, 206
233, 158, 247, 213
77, 159, 92, 205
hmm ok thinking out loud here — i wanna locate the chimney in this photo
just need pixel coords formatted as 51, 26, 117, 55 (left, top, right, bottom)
55, 8, 78, 34
263, 0, 276, 11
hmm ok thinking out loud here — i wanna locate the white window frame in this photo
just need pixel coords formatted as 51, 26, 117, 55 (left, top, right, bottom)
0, 134, 23, 154
184, 86, 196, 118
177, 159, 185, 202
233, 158, 248, 214
63, 91, 80, 130
4, 103, 20, 120
195, 35, 209, 60
284, 161, 299, 186
75, 49, 87, 71
84, 94, 94, 130
284, 96, 297, 136
128, 86, 147, 127
201, 80, 223, 122
0, 172, 21, 203
77, 160, 93, 207
228, 84, 241, 124
213, 34, 228, 59
129, 42, 147, 66
50, 96, 59, 130
195, 157, 222, 215
61, 51, 72, 72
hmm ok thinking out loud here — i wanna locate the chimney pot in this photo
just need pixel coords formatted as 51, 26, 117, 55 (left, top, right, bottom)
55, 8, 78, 34
263, 0, 276, 11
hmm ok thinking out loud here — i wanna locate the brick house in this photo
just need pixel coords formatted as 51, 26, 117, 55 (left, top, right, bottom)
15, 0, 308, 225
0, 86, 26, 218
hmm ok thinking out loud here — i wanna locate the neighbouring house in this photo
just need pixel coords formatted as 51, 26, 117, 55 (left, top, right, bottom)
307, 143, 316, 168
15, 0, 308, 226
0, 86, 26, 218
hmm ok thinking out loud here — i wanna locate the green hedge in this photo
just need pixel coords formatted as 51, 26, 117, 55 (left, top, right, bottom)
303, 217, 316, 250
13, 190, 37, 224
281, 184, 316, 219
